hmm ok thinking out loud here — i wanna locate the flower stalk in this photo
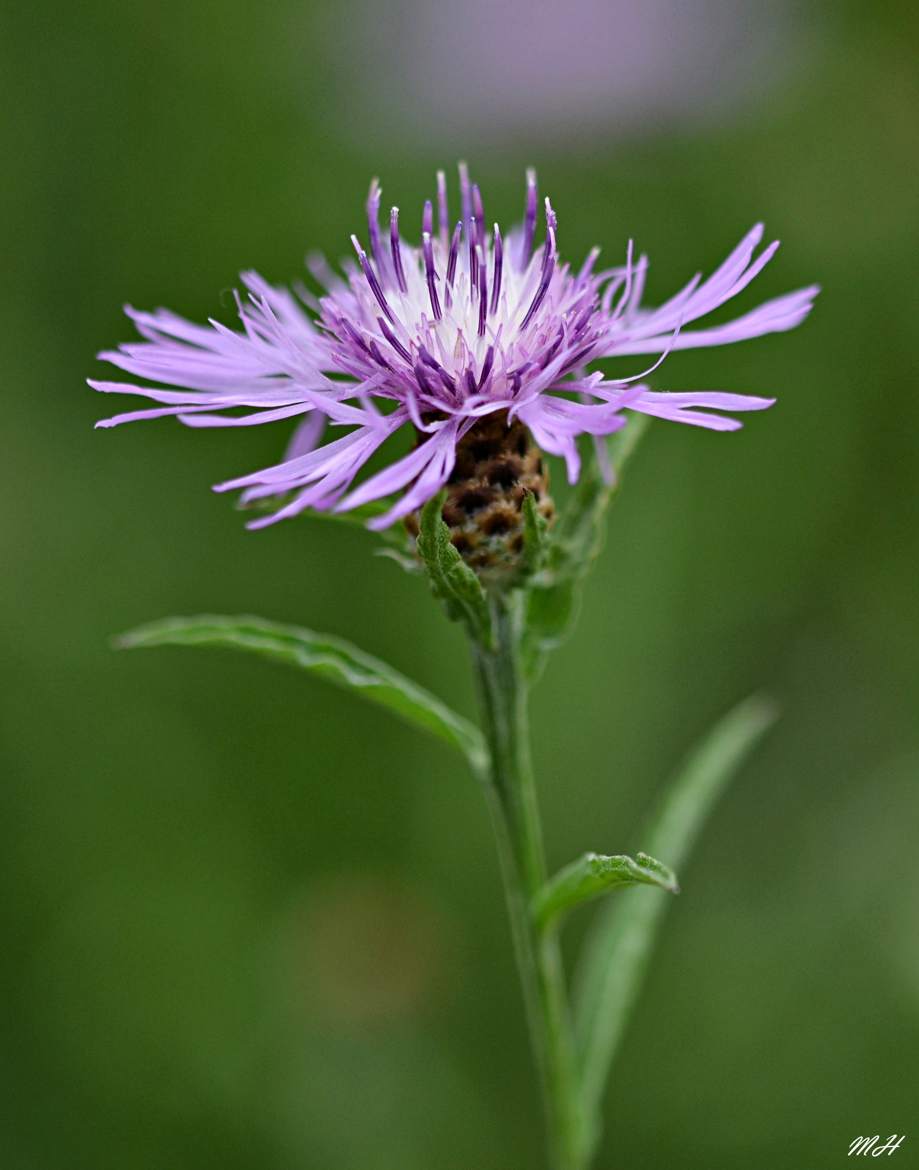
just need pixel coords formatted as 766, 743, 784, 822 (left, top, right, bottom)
471, 594, 589, 1170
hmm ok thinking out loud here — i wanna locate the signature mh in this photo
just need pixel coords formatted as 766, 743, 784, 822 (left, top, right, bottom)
849, 1135, 906, 1157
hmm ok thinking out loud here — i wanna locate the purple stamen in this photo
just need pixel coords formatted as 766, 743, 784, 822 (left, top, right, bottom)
366, 179, 384, 278
437, 367, 458, 396
446, 222, 461, 287
477, 343, 495, 391
389, 208, 408, 294
418, 344, 457, 395
340, 317, 373, 360
540, 324, 565, 367
414, 361, 437, 398
521, 168, 538, 269
351, 235, 397, 324
377, 316, 412, 364
520, 227, 556, 330
469, 219, 479, 299
490, 224, 504, 315
544, 196, 557, 235
476, 244, 487, 337
566, 341, 599, 370
417, 342, 451, 385
445, 221, 462, 309
422, 232, 442, 321
436, 171, 449, 247
422, 198, 434, 239
368, 340, 393, 371
572, 302, 595, 336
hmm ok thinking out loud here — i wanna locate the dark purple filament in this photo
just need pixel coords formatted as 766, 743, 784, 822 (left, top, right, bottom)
544, 196, 557, 235
377, 316, 412, 364
490, 224, 503, 315
476, 244, 487, 337
446, 222, 462, 287
368, 340, 393, 371
389, 208, 408, 294
366, 180, 384, 279
419, 344, 458, 395
351, 235, 397, 324
520, 226, 556, 330
422, 232, 442, 320
469, 218, 479, 299
445, 221, 462, 308
478, 343, 495, 391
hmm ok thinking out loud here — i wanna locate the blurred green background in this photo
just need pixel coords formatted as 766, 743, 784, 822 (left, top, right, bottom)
3, 2, 918, 1167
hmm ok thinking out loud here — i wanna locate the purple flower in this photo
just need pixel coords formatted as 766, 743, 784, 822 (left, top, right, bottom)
92, 166, 817, 530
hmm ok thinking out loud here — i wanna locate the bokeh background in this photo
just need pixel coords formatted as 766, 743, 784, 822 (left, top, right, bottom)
3, 2, 919, 1167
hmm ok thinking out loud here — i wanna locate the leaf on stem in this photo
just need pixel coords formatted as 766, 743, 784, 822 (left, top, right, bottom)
520, 490, 550, 578
117, 614, 487, 772
416, 491, 493, 646
573, 694, 779, 1149
532, 851, 678, 931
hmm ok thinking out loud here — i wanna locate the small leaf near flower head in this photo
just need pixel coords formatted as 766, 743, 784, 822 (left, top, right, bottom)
520, 491, 550, 578
116, 614, 486, 773
417, 491, 494, 646
532, 850, 678, 932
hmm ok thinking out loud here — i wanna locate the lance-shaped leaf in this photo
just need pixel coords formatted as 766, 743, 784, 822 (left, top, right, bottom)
416, 491, 493, 646
573, 694, 778, 1153
523, 418, 650, 677
520, 490, 551, 579
533, 851, 678, 932
117, 614, 487, 772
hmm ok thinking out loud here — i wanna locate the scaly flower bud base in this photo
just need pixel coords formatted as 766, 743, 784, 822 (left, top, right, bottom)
406, 412, 555, 583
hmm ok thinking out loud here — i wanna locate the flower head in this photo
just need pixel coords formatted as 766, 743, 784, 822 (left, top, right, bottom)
92, 165, 817, 535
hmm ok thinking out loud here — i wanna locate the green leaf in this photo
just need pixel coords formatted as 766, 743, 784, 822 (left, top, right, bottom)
573, 694, 778, 1148
520, 490, 550, 578
523, 417, 650, 677
532, 851, 678, 931
416, 491, 493, 646
117, 614, 487, 773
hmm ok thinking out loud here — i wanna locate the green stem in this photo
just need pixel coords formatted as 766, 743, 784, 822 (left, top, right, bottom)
471, 596, 588, 1170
